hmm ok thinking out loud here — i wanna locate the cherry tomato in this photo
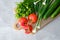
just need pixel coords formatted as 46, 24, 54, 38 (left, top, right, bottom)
24, 24, 33, 34
17, 17, 28, 26
28, 13, 37, 24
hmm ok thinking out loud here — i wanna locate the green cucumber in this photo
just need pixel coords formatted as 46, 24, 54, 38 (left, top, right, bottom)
39, 0, 53, 20
43, 0, 60, 19
51, 6, 60, 18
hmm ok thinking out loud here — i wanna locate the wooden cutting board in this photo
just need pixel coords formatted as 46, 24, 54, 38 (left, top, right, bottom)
40, 14, 60, 30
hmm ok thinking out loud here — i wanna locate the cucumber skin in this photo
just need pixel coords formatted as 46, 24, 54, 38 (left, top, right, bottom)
39, 4, 50, 20
51, 6, 60, 18
43, 0, 60, 19
39, 0, 53, 20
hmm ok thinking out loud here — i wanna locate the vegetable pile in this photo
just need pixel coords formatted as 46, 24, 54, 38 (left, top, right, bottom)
14, 0, 60, 34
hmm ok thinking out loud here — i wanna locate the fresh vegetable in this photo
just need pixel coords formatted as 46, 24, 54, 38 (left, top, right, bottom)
15, 2, 35, 19
15, 13, 20, 19
32, 0, 53, 31
34, 0, 42, 12
24, 24, 33, 34
28, 13, 38, 23
32, 26, 37, 33
43, 0, 60, 19
51, 6, 60, 18
14, 0, 60, 34
17, 17, 28, 26
39, 0, 53, 20
34, 0, 46, 29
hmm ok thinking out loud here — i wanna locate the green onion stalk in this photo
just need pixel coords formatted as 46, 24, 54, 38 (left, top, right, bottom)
32, 0, 53, 33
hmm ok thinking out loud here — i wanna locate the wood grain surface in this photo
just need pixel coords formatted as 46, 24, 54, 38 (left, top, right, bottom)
40, 14, 60, 30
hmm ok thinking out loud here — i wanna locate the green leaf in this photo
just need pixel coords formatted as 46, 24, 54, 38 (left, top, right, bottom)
15, 13, 20, 19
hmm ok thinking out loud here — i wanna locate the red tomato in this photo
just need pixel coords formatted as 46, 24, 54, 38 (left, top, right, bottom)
24, 24, 33, 34
28, 13, 37, 24
17, 17, 28, 26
